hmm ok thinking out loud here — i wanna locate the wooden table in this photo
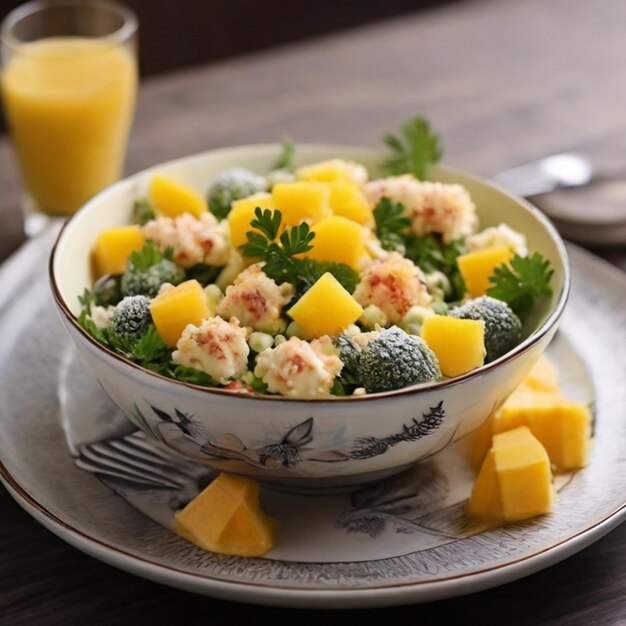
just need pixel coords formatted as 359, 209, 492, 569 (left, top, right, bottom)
1, 0, 625, 623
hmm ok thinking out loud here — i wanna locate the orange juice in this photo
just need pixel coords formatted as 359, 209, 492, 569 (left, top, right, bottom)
1, 37, 137, 216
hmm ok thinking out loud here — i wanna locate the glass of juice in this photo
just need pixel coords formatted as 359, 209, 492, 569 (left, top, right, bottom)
1, 0, 138, 235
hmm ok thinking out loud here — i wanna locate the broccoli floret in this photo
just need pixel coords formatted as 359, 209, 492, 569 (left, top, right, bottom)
121, 259, 185, 297
110, 295, 152, 340
449, 296, 522, 363
357, 326, 441, 393
335, 333, 362, 378
207, 167, 267, 220
93, 274, 122, 307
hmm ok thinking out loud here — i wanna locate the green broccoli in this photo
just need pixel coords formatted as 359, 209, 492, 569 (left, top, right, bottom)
207, 167, 267, 220
121, 258, 185, 297
335, 333, 362, 379
357, 326, 441, 393
449, 295, 522, 362
93, 274, 122, 307
110, 295, 152, 340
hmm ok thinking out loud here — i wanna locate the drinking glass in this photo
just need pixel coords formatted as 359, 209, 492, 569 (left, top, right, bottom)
1, 0, 138, 235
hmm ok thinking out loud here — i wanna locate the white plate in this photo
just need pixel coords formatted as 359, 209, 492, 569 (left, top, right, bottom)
0, 230, 625, 609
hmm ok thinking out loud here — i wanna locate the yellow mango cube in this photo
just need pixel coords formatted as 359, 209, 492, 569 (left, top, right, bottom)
296, 159, 363, 184
497, 392, 592, 472
175, 473, 277, 557
150, 280, 211, 347
148, 173, 207, 218
271, 181, 331, 227
326, 180, 374, 227
421, 316, 486, 377
518, 355, 560, 393
457, 246, 513, 297
92, 226, 145, 277
305, 215, 369, 270
468, 426, 553, 526
288, 272, 363, 339
228, 193, 275, 251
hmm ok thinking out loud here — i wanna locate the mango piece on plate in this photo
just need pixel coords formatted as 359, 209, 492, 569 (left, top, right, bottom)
468, 426, 554, 526
93, 226, 145, 277
150, 279, 211, 347
148, 173, 207, 218
518, 355, 560, 393
175, 473, 277, 557
296, 159, 364, 185
326, 180, 374, 227
271, 181, 331, 227
228, 193, 275, 251
305, 215, 369, 270
288, 272, 363, 339
457, 246, 513, 297
497, 391, 592, 472
421, 315, 485, 377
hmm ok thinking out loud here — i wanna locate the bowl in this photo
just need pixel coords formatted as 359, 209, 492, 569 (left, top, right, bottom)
50, 144, 570, 492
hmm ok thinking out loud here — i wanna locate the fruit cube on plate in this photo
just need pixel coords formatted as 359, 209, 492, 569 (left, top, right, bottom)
271, 181, 331, 226
92, 226, 145, 277
326, 180, 374, 227
175, 473, 276, 557
468, 426, 554, 527
228, 193, 275, 251
150, 279, 211, 347
288, 272, 363, 339
457, 246, 513, 297
421, 315, 485, 377
305, 215, 369, 270
148, 173, 207, 219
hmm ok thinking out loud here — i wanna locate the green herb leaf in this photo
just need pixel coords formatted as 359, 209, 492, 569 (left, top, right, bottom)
170, 364, 216, 386
373, 197, 411, 251
271, 138, 295, 171
131, 198, 156, 225
185, 263, 222, 284
297, 260, 359, 294
486, 252, 554, 315
127, 241, 172, 272
132, 325, 170, 363
380, 116, 442, 180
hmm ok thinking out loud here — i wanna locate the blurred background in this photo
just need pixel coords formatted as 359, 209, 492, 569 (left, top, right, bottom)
0, 0, 454, 133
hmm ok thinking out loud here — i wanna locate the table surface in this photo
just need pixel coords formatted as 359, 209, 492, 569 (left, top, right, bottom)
1, 0, 625, 623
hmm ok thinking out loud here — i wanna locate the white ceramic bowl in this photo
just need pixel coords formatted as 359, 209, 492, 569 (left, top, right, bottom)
50, 144, 570, 491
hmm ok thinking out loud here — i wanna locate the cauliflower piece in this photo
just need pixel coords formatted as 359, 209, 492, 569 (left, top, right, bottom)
91, 305, 114, 330
172, 317, 249, 384
353, 252, 432, 324
254, 336, 342, 398
365, 175, 478, 243
142, 213, 229, 269
217, 265, 293, 333
467, 223, 528, 256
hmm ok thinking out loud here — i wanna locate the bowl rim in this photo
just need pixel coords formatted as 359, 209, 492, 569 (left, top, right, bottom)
49, 142, 571, 403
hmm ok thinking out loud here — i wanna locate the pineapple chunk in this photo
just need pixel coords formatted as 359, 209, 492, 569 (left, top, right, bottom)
148, 173, 207, 219
468, 426, 554, 526
421, 316, 486, 377
271, 181, 331, 227
457, 246, 513, 297
150, 280, 211, 347
175, 473, 277, 557
288, 272, 363, 339
305, 215, 369, 270
228, 193, 275, 251
326, 180, 374, 227
296, 159, 366, 185
93, 226, 145, 277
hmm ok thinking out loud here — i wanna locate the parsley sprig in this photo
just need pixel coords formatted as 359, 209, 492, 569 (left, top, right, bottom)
380, 116, 442, 180
373, 197, 411, 252
240, 207, 359, 296
271, 137, 295, 171
487, 253, 554, 315
127, 241, 172, 271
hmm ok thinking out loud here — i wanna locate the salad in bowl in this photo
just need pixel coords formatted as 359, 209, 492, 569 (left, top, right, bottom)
50, 118, 569, 489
